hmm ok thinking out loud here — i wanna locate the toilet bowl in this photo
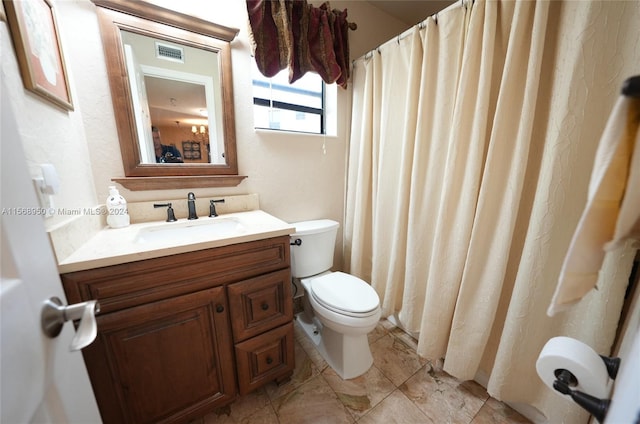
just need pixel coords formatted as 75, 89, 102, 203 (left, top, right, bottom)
290, 220, 381, 379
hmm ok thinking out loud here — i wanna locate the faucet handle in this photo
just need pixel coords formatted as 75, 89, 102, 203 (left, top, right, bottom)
209, 199, 225, 217
153, 203, 177, 222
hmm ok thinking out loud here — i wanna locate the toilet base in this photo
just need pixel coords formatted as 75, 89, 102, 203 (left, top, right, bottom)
295, 312, 374, 380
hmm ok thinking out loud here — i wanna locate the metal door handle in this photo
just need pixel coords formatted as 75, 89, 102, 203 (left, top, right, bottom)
41, 297, 100, 351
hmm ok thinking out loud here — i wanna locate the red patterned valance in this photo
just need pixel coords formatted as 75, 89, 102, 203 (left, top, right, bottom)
246, 0, 355, 88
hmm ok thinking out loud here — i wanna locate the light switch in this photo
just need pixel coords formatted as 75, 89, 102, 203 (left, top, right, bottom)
33, 164, 59, 216
40, 164, 60, 195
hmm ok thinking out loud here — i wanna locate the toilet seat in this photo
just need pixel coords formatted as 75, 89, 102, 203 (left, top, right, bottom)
310, 272, 379, 318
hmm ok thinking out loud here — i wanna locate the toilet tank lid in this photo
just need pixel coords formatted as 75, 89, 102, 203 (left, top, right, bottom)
291, 219, 339, 236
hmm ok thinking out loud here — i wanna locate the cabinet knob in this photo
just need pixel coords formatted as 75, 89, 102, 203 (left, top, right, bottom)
216, 304, 224, 313
261, 303, 269, 311
266, 356, 273, 364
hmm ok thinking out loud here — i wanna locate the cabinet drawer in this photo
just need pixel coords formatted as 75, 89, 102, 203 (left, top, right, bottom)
234, 322, 294, 395
62, 236, 290, 314
228, 268, 292, 342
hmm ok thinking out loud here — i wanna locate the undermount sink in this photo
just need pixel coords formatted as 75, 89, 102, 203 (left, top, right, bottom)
135, 217, 246, 244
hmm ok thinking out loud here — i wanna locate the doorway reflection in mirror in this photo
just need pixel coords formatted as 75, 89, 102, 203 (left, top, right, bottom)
121, 30, 225, 165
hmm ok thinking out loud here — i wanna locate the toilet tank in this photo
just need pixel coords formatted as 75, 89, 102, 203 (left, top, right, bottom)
290, 219, 339, 278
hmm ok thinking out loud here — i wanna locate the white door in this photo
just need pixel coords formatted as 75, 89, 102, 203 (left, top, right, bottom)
0, 91, 101, 422
124, 43, 155, 164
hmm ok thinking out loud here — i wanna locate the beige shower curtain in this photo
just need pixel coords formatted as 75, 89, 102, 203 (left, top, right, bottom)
345, 1, 640, 422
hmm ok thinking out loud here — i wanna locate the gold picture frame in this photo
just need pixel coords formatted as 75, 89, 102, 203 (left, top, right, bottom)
3, 0, 74, 110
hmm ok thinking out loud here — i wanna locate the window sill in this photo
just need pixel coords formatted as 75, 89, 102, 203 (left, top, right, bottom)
253, 128, 338, 139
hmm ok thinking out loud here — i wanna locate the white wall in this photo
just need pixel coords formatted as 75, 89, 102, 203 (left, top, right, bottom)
0, 0, 410, 268
1, 2, 99, 231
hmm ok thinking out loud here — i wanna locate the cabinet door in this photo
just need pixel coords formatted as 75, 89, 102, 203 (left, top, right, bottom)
83, 287, 236, 424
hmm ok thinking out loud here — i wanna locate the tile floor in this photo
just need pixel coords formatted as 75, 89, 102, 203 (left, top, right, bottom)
198, 319, 532, 423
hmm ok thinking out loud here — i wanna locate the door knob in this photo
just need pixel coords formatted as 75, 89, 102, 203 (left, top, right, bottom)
41, 297, 100, 351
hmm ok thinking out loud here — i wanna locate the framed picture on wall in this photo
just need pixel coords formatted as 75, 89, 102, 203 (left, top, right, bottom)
182, 141, 202, 161
3, 0, 74, 110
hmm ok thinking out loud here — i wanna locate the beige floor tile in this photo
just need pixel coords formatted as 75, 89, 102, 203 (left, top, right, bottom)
400, 362, 489, 423
389, 326, 420, 352
370, 333, 428, 386
272, 375, 354, 424
240, 405, 280, 424
368, 320, 392, 344
194, 320, 531, 424
293, 318, 329, 373
203, 388, 274, 423
470, 397, 531, 424
379, 318, 397, 331
357, 389, 430, 424
203, 403, 278, 424
321, 365, 396, 420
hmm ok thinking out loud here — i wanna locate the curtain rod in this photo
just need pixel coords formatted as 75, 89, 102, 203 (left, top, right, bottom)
356, 0, 472, 63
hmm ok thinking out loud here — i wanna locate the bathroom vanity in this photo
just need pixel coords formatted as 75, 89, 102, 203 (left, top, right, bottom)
59, 211, 295, 423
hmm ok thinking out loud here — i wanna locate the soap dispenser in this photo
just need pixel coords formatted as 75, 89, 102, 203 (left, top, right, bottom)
106, 186, 130, 228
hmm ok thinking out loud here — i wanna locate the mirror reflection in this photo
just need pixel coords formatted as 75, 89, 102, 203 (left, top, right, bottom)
121, 31, 226, 165
92, 0, 244, 190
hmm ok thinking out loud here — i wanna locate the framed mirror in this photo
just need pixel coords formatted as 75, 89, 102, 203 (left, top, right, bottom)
92, 0, 246, 190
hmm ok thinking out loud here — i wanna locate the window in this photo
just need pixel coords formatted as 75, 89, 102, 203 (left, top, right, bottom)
252, 61, 335, 135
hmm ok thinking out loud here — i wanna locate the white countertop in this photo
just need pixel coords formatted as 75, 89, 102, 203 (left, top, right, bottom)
58, 210, 295, 273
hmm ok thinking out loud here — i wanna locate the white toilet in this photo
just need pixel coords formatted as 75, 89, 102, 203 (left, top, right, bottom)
290, 219, 381, 379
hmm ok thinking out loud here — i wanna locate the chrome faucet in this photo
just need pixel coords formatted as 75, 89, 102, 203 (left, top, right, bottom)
187, 192, 198, 220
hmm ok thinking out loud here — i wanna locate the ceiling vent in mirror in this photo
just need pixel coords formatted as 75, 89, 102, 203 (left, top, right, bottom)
155, 42, 184, 63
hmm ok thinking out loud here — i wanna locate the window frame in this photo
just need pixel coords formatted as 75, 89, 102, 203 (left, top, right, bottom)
252, 71, 326, 135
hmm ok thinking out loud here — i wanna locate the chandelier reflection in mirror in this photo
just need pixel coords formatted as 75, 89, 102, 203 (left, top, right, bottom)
183, 124, 208, 162
191, 124, 208, 141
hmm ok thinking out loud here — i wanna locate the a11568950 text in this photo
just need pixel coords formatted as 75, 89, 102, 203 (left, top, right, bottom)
1, 207, 115, 216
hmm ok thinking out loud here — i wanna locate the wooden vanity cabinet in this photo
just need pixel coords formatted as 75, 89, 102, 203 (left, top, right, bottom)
61, 236, 294, 424
84, 287, 235, 424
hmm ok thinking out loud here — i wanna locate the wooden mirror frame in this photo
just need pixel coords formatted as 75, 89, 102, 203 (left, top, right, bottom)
92, 0, 246, 190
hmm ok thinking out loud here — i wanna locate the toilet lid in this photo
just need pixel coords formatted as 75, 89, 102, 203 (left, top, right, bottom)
310, 272, 379, 315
